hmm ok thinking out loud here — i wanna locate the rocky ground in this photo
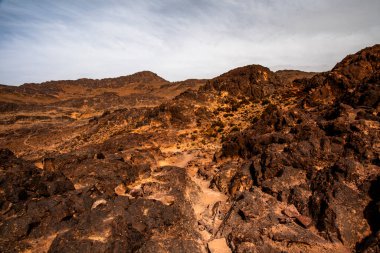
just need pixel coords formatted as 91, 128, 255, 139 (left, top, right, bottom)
0, 44, 379, 252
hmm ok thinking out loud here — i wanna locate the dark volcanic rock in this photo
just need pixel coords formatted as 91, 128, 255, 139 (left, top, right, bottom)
202, 64, 282, 101
219, 190, 339, 253
0, 149, 74, 204
0, 149, 202, 252
212, 44, 380, 251
0, 44, 379, 253
303, 44, 380, 107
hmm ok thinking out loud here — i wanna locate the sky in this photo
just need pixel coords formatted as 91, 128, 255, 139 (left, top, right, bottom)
0, 0, 379, 85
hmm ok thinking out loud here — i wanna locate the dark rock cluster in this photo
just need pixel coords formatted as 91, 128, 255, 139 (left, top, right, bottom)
0, 149, 202, 252
202, 64, 281, 102
0, 44, 378, 252
212, 45, 380, 252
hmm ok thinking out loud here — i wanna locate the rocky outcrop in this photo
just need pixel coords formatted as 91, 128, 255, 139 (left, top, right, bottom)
202, 64, 282, 101
0, 148, 204, 252
303, 44, 380, 107
212, 44, 380, 252
219, 190, 349, 253
0, 44, 379, 252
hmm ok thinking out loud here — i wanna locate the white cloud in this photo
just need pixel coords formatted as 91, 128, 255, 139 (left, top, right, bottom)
0, 0, 379, 85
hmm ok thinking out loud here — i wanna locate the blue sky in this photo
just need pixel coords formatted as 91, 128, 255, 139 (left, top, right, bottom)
0, 0, 379, 85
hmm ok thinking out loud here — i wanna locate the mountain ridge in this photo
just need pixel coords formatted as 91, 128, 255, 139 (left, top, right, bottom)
0, 44, 379, 253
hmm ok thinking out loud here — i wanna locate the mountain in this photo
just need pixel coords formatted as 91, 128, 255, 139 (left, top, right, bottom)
0, 45, 379, 253
0, 71, 205, 109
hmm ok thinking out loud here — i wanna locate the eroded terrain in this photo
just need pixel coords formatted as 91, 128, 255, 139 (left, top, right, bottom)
0, 45, 379, 252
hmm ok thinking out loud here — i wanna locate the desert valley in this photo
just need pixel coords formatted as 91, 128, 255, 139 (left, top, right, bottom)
0, 45, 379, 252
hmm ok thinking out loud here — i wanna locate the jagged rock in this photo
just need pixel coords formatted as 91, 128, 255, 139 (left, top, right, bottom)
0, 149, 74, 204
212, 45, 380, 251
114, 183, 127, 196
218, 190, 346, 253
282, 205, 300, 218
0, 45, 379, 253
203, 65, 282, 101
42, 157, 56, 171
295, 215, 313, 228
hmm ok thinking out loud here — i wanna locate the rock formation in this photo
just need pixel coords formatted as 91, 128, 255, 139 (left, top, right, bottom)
0, 44, 379, 252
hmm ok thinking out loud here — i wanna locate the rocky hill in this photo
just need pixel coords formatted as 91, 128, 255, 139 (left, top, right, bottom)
0, 44, 379, 253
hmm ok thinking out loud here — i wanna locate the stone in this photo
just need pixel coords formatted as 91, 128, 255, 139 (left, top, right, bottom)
91, 198, 107, 209
282, 204, 300, 218
296, 215, 313, 228
42, 157, 56, 171
130, 188, 143, 198
0, 45, 379, 253
207, 238, 232, 253
157, 195, 175, 206
114, 183, 127, 196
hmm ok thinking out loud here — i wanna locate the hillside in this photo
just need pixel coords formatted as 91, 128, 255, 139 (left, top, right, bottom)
0, 44, 379, 253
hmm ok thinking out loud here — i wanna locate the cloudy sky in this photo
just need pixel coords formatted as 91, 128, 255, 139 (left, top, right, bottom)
0, 0, 379, 85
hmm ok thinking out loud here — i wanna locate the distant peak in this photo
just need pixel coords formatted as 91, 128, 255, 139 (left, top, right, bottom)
123, 71, 168, 83
217, 64, 271, 79
132, 70, 159, 75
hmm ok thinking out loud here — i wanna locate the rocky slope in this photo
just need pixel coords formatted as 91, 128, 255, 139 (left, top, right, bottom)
0, 44, 379, 252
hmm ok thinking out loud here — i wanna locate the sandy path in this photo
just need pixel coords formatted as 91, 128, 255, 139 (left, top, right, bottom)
158, 146, 230, 251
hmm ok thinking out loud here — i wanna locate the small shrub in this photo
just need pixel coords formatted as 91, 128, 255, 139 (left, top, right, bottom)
231, 126, 240, 132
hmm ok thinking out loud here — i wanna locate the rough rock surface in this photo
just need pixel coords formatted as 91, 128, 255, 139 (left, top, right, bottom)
214, 44, 380, 252
0, 149, 203, 252
0, 44, 379, 252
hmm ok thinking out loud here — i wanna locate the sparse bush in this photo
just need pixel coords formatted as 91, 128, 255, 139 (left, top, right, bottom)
251, 117, 259, 124
211, 120, 224, 128
231, 126, 240, 132
261, 99, 270, 105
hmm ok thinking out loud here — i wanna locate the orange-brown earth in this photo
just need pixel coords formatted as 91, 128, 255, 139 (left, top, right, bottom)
0, 45, 379, 253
